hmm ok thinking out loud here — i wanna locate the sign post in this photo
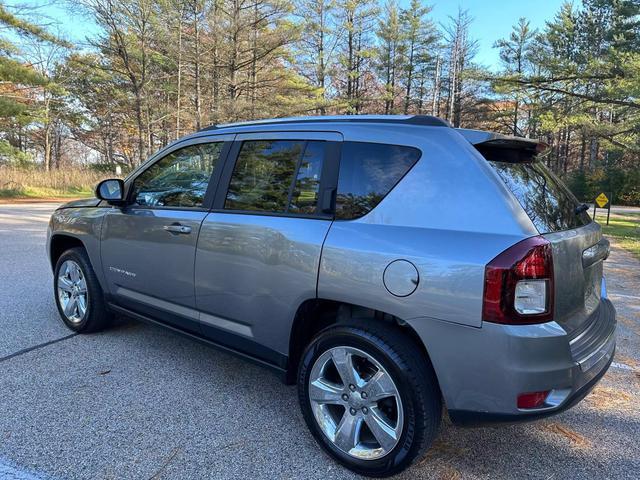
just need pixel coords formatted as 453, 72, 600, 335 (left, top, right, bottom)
594, 192, 611, 225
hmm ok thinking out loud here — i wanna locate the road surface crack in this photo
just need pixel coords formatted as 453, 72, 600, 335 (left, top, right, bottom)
0, 333, 77, 363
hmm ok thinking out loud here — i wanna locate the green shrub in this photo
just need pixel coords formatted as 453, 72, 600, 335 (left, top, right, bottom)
564, 168, 640, 206
0, 140, 35, 168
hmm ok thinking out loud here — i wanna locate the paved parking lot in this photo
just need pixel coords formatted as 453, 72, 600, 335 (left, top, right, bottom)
1, 202, 639, 479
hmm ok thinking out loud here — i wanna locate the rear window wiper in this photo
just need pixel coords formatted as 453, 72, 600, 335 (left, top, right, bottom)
575, 203, 589, 215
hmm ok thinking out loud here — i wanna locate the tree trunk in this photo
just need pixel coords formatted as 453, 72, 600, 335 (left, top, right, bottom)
134, 87, 146, 165
228, 0, 240, 116
211, 0, 220, 124
176, 6, 183, 139
432, 55, 441, 116
404, 39, 415, 114
43, 123, 51, 171
193, 1, 202, 130
250, 1, 258, 118
346, 11, 354, 111
317, 2, 326, 115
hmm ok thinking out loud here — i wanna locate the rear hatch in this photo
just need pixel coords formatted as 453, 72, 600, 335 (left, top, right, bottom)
460, 129, 609, 340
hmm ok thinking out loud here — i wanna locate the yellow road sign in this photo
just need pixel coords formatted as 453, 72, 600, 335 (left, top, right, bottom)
595, 192, 609, 208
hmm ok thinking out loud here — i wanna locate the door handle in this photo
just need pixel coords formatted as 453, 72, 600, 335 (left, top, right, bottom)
163, 224, 192, 234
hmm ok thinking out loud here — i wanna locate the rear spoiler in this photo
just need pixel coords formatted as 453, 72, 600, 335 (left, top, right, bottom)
457, 128, 548, 162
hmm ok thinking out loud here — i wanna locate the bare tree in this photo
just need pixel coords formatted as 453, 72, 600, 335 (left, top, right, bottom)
81, 0, 153, 165
442, 8, 477, 127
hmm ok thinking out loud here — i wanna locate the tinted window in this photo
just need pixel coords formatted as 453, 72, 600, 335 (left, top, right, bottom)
489, 161, 591, 233
132, 142, 222, 208
336, 142, 421, 219
289, 141, 325, 214
225, 140, 325, 214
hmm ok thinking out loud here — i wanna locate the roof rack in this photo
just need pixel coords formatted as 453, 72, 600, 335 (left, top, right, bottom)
199, 114, 450, 132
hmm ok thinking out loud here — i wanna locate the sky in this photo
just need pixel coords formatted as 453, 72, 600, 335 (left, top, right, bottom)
8, 0, 567, 71
427, 0, 565, 68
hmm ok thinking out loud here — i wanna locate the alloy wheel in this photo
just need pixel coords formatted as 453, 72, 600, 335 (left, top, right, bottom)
308, 346, 404, 460
57, 260, 88, 323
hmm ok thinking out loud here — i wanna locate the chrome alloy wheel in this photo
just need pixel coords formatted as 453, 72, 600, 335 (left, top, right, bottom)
308, 346, 404, 460
57, 260, 88, 323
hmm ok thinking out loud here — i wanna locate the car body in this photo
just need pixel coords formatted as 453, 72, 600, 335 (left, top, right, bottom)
47, 115, 616, 476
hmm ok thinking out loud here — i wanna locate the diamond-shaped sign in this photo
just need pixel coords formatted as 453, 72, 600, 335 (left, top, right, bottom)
595, 193, 609, 208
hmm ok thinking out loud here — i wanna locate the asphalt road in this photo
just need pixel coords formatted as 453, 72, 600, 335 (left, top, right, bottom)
589, 204, 640, 215
0, 202, 639, 480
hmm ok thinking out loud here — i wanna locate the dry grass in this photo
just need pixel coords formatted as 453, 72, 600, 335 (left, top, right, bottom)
438, 465, 463, 480
584, 386, 634, 411
538, 422, 592, 449
0, 167, 110, 199
615, 353, 639, 370
415, 438, 467, 475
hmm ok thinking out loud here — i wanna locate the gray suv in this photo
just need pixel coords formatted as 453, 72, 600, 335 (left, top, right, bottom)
47, 115, 616, 476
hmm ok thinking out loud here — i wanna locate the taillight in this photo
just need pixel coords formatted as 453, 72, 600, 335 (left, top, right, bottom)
517, 391, 550, 409
482, 236, 554, 325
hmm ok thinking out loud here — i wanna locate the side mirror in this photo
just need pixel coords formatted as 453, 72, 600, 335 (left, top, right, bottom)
96, 179, 126, 205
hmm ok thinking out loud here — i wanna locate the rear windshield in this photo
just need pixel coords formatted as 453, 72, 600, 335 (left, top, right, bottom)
488, 160, 592, 233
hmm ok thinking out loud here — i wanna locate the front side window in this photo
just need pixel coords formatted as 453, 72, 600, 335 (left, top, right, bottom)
225, 140, 325, 214
336, 142, 421, 219
132, 142, 222, 208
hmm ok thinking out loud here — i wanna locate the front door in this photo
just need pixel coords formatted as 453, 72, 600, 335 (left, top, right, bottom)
195, 132, 341, 363
101, 136, 231, 333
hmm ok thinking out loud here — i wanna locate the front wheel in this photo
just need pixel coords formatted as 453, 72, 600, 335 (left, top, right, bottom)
297, 321, 441, 477
54, 247, 112, 333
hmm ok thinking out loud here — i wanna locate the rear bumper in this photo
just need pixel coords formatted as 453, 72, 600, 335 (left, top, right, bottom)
407, 298, 616, 426
448, 343, 614, 426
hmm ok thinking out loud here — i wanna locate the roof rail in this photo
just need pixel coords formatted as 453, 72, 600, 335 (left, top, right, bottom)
199, 114, 450, 132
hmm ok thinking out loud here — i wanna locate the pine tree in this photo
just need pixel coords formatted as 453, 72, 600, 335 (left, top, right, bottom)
493, 18, 536, 135
0, 2, 70, 167
294, 0, 338, 113
399, 0, 436, 114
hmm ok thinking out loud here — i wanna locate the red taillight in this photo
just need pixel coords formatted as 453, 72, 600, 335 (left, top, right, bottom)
482, 236, 554, 325
517, 391, 550, 409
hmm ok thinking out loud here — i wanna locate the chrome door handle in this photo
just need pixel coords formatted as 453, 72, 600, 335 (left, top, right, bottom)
163, 224, 192, 234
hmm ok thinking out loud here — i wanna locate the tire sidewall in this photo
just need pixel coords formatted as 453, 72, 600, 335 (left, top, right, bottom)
298, 327, 424, 476
54, 249, 93, 331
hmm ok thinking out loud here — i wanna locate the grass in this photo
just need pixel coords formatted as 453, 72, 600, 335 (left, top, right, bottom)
0, 167, 108, 200
595, 211, 640, 258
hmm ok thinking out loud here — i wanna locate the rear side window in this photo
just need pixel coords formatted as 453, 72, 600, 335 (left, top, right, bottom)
489, 161, 591, 233
224, 140, 325, 214
336, 142, 421, 219
289, 141, 325, 214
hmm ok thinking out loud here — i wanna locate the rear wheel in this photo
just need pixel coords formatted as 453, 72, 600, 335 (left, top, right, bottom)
297, 321, 441, 477
54, 247, 112, 333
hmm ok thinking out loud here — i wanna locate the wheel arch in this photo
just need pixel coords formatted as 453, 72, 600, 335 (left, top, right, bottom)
285, 298, 441, 393
49, 234, 86, 270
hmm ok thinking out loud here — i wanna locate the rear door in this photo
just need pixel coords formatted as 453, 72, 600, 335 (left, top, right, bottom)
101, 135, 232, 333
475, 138, 607, 337
194, 131, 341, 362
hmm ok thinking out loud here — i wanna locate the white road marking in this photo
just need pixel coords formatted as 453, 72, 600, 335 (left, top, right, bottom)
608, 292, 640, 300
611, 362, 635, 371
0, 458, 48, 479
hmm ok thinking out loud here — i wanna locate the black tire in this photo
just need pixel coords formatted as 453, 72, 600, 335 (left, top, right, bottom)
297, 320, 442, 477
53, 247, 112, 333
